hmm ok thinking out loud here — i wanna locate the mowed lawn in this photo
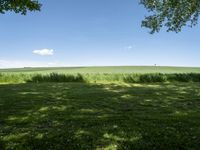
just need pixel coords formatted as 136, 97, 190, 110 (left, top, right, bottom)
0, 82, 200, 149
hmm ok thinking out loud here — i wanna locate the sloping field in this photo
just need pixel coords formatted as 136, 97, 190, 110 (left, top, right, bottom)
1, 66, 200, 149
1, 66, 200, 74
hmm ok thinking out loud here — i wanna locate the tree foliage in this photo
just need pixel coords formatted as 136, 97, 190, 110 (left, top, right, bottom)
0, 0, 41, 15
140, 0, 200, 33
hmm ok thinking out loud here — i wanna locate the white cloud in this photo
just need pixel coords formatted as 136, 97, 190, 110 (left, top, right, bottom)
0, 59, 66, 68
125, 45, 133, 50
33, 49, 54, 56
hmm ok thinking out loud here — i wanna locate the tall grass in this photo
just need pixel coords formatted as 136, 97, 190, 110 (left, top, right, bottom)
0, 72, 200, 84
0, 73, 32, 83
28, 73, 84, 83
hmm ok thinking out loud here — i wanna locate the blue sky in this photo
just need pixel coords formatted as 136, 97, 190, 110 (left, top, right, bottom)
0, 0, 199, 68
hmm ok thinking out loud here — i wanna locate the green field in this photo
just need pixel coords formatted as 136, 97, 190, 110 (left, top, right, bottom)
0, 66, 200, 149
1, 66, 200, 74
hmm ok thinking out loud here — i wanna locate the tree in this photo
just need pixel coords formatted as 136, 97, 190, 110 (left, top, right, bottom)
0, 0, 41, 15
140, 0, 200, 33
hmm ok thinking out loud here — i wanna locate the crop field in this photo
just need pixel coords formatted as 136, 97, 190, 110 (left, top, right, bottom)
1, 66, 200, 74
0, 66, 200, 150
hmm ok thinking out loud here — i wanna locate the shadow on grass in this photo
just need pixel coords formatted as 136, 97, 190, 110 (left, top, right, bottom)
0, 82, 200, 149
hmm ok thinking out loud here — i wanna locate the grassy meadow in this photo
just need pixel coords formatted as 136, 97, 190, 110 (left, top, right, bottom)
0, 66, 200, 149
